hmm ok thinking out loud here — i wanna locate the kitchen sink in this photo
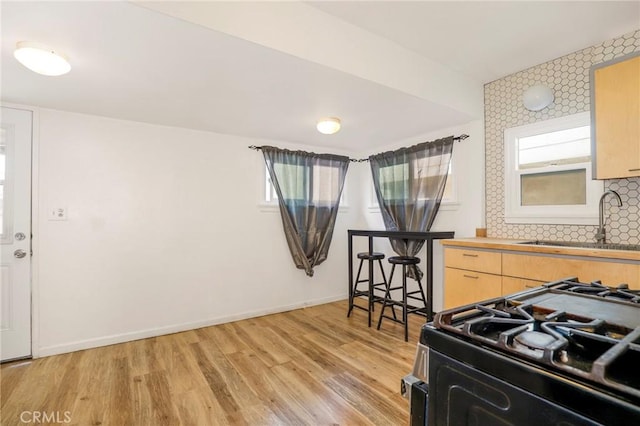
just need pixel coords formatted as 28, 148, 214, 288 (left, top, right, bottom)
518, 240, 640, 251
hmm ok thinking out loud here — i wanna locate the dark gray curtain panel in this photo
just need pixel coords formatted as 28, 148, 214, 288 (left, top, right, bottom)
262, 146, 349, 277
369, 136, 454, 279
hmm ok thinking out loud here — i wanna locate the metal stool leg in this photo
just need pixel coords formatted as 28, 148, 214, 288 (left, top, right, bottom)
406, 276, 429, 319
415, 277, 427, 315
348, 258, 365, 317
378, 259, 397, 320
403, 265, 409, 342
371, 259, 386, 313
377, 264, 396, 330
367, 257, 373, 327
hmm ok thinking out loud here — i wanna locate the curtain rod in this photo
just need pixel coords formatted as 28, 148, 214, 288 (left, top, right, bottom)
248, 134, 469, 162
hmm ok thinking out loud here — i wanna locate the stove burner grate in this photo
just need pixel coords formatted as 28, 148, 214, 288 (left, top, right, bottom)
434, 283, 640, 400
549, 279, 640, 303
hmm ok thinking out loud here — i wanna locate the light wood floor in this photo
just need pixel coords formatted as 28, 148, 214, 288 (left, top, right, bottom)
1, 301, 425, 425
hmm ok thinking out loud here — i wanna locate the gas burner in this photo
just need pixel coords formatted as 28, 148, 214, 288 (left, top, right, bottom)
515, 330, 556, 349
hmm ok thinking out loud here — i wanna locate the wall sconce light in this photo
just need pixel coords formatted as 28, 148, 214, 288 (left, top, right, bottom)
523, 84, 554, 111
316, 117, 341, 135
14, 41, 71, 76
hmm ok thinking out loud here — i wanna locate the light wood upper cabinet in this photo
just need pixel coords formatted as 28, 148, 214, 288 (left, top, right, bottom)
591, 52, 640, 179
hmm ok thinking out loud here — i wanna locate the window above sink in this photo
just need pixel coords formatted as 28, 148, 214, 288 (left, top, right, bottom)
504, 112, 604, 225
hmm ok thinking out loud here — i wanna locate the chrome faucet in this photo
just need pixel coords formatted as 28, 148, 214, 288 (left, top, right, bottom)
595, 190, 623, 244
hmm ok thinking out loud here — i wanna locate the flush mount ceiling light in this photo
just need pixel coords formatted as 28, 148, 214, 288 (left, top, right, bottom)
523, 84, 554, 111
14, 41, 71, 76
316, 117, 341, 135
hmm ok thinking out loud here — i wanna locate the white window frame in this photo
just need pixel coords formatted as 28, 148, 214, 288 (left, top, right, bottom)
440, 161, 458, 210
260, 163, 348, 212
504, 112, 603, 225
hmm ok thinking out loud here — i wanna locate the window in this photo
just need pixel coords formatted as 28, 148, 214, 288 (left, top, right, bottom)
504, 112, 603, 225
265, 163, 305, 203
264, 164, 346, 206
415, 160, 455, 203
369, 160, 456, 209
379, 160, 452, 200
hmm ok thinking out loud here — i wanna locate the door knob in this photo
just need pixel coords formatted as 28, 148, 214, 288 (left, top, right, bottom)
14, 249, 27, 259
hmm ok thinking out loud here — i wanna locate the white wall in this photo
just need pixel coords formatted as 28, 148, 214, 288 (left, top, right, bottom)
34, 109, 361, 356
354, 120, 485, 311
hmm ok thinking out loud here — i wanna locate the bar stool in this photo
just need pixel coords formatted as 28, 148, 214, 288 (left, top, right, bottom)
347, 252, 390, 327
377, 256, 428, 341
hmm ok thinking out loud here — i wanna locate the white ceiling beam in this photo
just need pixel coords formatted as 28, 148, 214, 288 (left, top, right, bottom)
133, 1, 483, 119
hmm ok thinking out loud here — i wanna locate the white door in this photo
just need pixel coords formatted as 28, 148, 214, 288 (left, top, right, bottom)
1, 106, 32, 361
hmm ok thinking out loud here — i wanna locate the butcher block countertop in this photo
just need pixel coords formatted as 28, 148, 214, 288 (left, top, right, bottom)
441, 238, 640, 262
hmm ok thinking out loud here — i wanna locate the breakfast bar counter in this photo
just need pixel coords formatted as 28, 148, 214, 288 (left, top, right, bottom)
348, 229, 455, 321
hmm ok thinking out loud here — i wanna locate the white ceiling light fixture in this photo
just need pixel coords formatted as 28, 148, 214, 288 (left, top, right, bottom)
316, 117, 341, 135
14, 41, 71, 76
523, 84, 554, 111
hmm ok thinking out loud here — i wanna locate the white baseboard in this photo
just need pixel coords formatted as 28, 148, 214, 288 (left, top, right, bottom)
37, 294, 347, 358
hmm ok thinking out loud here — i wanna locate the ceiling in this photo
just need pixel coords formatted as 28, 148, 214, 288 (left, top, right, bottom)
2, 1, 638, 152
309, 1, 640, 84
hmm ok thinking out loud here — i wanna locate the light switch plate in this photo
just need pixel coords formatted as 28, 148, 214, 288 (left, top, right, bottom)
49, 207, 68, 221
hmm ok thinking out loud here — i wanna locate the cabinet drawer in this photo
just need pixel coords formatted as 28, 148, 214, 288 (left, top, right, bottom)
502, 253, 640, 289
445, 248, 501, 275
502, 276, 545, 296
444, 267, 502, 309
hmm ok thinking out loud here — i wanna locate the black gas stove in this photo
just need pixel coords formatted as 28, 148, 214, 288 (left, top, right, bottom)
402, 278, 640, 426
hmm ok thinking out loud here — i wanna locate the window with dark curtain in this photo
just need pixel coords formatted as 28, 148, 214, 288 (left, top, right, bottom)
262, 146, 349, 277
369, 136, 454, 279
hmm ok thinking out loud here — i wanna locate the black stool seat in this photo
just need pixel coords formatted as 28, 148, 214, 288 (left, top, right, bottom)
388, 256, 420, 265
357, 252, 385, 261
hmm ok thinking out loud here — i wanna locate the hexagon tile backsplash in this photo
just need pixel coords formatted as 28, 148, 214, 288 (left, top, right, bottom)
484, 29, 640, 245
